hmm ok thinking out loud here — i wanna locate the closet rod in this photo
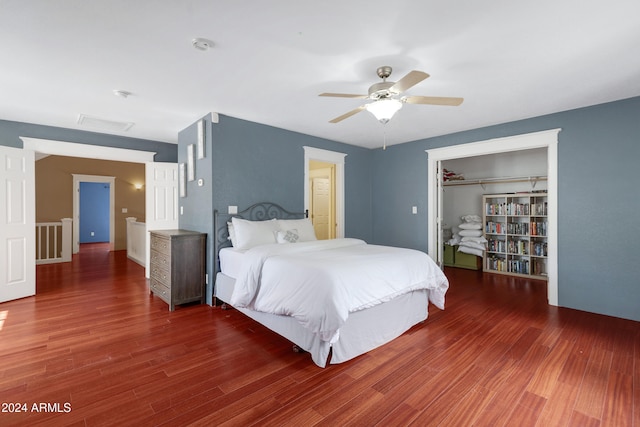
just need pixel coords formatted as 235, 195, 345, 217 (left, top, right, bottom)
443, 175, 547, 188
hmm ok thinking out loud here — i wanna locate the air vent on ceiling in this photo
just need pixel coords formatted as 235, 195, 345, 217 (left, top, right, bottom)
77, 114, 134, 132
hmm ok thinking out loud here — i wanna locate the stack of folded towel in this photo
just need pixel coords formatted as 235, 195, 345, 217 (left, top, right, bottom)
446, 214, 487, 257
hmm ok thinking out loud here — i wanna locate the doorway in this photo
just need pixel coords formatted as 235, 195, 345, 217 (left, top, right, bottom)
427, 128, 560, 306
303, 146, 346, 238
79, 181, 110, 244
29, 141, 177, 277
309, 160, 336, 240
73, 174, 115, 253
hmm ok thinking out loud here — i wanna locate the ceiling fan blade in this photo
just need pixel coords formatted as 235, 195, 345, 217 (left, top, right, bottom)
319, 92, 368, 99
403, 95, 464, 106
329, 106, 366, 123
389, 70, 430, 93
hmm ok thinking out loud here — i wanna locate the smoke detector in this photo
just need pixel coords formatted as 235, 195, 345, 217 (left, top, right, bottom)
113, 90, 132, 98
192, 38, 213, 51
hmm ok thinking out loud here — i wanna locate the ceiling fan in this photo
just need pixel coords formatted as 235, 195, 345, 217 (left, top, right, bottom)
319, 66, 463, 124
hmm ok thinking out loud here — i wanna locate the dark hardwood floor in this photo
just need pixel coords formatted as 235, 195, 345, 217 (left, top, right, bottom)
0, 245, 638, 426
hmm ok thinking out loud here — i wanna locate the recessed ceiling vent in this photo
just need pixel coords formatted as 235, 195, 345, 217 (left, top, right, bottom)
77, 114, 134, 132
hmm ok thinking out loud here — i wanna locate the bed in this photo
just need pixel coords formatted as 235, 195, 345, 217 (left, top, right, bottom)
213, 202, 449, 367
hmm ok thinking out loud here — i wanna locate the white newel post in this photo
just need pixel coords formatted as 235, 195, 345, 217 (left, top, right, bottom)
126, 217, 136, 257
61, 218, 73, 262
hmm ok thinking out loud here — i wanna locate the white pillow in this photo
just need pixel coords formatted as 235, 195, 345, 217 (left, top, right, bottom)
458, 229, 483, 237
230, 217, 279, 250
461, 236, 487, 244
461, 214, 482, 223
458, 222, 482, 230
275, 229, 299, 244
227, 222, 236, 244
277, 219, 317, 242
459, 241, 486, 251
457, 245, 484, 257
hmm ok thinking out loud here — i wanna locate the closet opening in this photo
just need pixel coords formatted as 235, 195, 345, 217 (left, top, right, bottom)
426, 129, 560, 306
441, 149, 547, 277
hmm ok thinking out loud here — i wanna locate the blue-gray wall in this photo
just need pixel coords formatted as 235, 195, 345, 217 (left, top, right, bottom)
177, 114, 372, 303
176, 114, 215, 299
2, 96, 638, 322
372, 96, 640, 321
0, 119, 177, 162
210, 115, 372, 241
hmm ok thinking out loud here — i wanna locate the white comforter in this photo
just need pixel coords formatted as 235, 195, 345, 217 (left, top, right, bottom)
230, 238, 449, 343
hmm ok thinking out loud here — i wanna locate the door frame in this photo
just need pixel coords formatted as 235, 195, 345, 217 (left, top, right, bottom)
303, 146, 346, 238
21, 137, 158, 258
426, 128, 560, 306
72, 174, 115, 253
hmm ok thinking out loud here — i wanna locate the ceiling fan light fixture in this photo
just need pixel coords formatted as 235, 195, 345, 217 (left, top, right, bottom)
365, 98, 403, 123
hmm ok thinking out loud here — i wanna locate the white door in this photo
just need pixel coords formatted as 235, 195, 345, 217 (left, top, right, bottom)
145, 162, 179, 277
311, 177, 331, 240
0, 146, 35, 302
436, 160, 444, 268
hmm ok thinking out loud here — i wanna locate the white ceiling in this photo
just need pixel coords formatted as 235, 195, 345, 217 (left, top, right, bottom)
1, 1, 639, 150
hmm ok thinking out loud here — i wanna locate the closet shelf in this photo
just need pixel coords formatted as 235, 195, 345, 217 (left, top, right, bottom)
443, 175, 547, 189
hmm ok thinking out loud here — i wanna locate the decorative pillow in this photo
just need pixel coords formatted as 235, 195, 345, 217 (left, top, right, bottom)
277, 219, 317, 242
458, 229, 483, 237
275, 229, 299, 244
230, 217, 279, 250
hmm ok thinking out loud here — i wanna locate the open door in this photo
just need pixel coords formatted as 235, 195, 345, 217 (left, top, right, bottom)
309, 163, 335, 240
145, 162, 179, 278
435, 160, 444, 268
0, 146, 35, 302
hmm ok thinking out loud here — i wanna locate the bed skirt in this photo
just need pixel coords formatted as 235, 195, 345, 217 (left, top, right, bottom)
215, 272, 429, 367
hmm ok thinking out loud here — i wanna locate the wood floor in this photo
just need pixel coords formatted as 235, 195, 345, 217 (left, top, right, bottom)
0, 244, 638, 426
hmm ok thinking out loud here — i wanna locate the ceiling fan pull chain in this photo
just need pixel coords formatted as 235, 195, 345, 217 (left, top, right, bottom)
383, 125, 387, 150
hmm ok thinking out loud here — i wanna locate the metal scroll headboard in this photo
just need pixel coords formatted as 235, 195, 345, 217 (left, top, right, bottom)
213, 201, 308, 288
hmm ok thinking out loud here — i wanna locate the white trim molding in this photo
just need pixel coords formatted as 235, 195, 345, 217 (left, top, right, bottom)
21, 137, 156, 163
426, 128, 560, 306
303, 146, 347, 238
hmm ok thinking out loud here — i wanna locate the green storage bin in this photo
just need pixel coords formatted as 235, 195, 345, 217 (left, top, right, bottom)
443, 244, 481, 270
443, 244, 455, 266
